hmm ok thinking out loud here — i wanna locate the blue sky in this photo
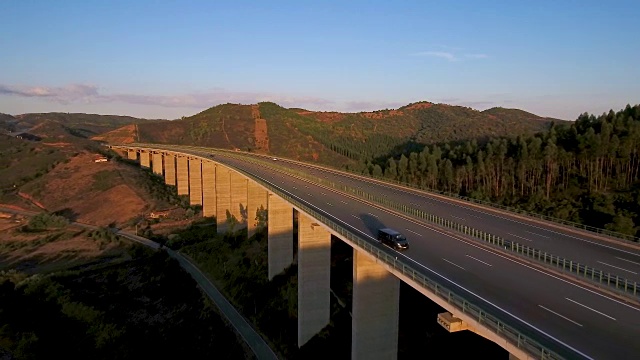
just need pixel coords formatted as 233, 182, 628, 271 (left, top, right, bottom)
1, 1, 638, 120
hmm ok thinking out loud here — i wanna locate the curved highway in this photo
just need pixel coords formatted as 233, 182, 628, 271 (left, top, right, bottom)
230, 151, 640, 284
131, 146, 640, 360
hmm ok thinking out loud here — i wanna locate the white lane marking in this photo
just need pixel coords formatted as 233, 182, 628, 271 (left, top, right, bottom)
443, 258, 466, 270
405, 228, 423, 237
451, 215, 465, 221
525, 231, 550, 238
466, 255, 492, 267
507, 233, 533, 242
341, 200, 348, 204
539, 305, 583, 327
566, 298, 617, 321
327, 202, 333, 207
367, 213, 378, 218
469, 214, 482, 219
292, 186, 297, 190
616, 257, 640, 266
321, 192, 326, 196
305, 185, 308, 188
597, 261, 638, 274
351, 214, 360, 220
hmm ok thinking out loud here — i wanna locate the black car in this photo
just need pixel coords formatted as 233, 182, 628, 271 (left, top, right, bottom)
377, 228, 409, 250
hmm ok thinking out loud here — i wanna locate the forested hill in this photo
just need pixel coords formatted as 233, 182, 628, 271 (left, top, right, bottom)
128, 101, 560, 165
368, 104, 640, 237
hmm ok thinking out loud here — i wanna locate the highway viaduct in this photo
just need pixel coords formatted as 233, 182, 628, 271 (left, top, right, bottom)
111, 145, 640, 360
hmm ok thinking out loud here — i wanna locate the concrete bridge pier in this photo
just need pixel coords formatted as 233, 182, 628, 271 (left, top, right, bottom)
127, 149, 137, 160
216, 165, 231, 234
140, 151, 150, 168
201, 161, 216, 217
352, 249, 400, 360
230, 171, 248, 229
163, 153, 176, 185
247, 180, 268, 239
189, 159, 202, 205
152, 153, 163, 176
267, 194, 293, 280
176, 156, 189, 195
297, 214, 331, 347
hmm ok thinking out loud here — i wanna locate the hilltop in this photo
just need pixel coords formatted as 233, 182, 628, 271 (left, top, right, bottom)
96, 101, 565, 165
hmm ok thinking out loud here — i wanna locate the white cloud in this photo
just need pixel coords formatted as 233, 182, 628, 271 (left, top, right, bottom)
0, 83, 334, 109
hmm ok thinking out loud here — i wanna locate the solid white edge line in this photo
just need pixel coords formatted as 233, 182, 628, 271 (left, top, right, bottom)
597, 261, 638, 275
566, 298, 617, 321
466, 254, 493, 267
443, 258, 466, 270
538, 305, 583, 327
249, 173, 594, 360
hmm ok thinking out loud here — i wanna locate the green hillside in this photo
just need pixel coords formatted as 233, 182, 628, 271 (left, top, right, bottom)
132, 100, 560, 166
14, 113, 153, 138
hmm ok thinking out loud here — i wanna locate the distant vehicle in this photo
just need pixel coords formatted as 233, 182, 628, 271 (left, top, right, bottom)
377, 228, 409, 250
272, 158, 277, 161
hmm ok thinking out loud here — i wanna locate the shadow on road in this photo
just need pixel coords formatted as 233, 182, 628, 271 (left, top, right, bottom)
358, 213, 386, 238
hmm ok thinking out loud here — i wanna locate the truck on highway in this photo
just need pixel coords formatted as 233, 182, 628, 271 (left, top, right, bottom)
377, 228, 409, 250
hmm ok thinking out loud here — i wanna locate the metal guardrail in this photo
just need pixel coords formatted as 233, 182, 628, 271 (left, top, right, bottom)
115, 144, 568, 359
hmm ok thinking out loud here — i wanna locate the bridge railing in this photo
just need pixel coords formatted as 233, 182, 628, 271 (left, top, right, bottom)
117, 144, 567, 360
193, 147, 638, 300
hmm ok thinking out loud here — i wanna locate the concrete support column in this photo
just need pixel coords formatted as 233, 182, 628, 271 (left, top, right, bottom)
127, 150, 137, 160
202, 161, 216, 217
163, 154, 176, 186
216, 166, 231, 234
247, 180, 268, 239
140, 152, 150, 168
189, 159, 202, 205
230, 171, 248, 229
508, 354, 520, 360
298, 214, 331, 347
176, 157, 189, 195
152, 153, 163, 175
267, 194, 293, 280
352, 250, 400, 360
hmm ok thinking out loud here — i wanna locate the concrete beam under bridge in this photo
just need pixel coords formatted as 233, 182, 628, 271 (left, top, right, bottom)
127, 150, 137, 160
352, 249, 400, 360
267, 193, 293, 280
139, 151, 150, 168
189, 159, 202, 205
297, 214, 331, 347
176, 156, 189, 195
163, 153, 176, 186
201, 161, 216, 217
216, 165, 231, 234
152, 153, 163, 175
230, 170, 248, 229
247, 180, 268, 239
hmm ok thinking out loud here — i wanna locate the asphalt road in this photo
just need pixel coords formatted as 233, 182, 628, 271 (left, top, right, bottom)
227, 151, 640, 284
139, 146, 640, 360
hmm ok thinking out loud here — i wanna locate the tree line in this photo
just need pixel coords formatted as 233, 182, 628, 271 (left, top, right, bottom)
353, 105, 640, 237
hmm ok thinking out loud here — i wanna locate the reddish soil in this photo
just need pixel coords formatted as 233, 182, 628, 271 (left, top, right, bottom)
91, 124, 137, 144
252, 105, 269, 153
296, 111, 346, 123
22, 152, 148, 227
